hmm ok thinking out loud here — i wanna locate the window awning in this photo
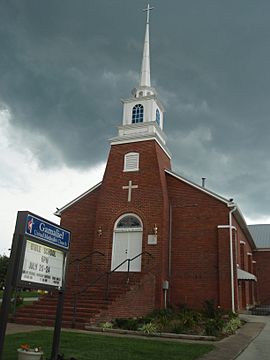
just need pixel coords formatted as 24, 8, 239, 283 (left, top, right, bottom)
237, 268, 257, 282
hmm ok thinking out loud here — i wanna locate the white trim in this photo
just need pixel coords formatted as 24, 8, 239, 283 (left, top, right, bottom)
247, 252, 252, 256
252, 260, 257, 263
123, 152, 139, 172
240, 240, 246, 245
217, 225, 237, 230
111, 136, 172, 159
54, 182, 102, 216
253, 248, 270, 252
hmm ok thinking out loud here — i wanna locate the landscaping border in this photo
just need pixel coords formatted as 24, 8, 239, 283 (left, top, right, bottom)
84, 325, 217, 341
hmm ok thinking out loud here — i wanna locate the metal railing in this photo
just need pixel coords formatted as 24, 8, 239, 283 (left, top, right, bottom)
68, 251, 105, 287
71, 251, 153, 328
105, 251, 153, 299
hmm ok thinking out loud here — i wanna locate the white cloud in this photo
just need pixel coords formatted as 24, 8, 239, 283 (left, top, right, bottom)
0, 108, 105, 254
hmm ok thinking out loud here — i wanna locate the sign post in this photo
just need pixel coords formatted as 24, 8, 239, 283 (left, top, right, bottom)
0, 211, 71, 360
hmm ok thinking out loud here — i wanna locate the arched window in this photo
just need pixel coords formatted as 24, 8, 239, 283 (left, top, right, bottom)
116, 214, 142, 229
132, 104, 144, 123
156, 108, 160, 126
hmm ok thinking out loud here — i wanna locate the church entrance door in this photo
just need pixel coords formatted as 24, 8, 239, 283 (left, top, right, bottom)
111, 214, 143, 272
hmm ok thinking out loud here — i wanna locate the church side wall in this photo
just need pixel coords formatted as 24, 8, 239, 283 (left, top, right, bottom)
166, 173, 229, 310
60, 187, 101, 289
253, 251, 270, 305
233, 219, 256, 311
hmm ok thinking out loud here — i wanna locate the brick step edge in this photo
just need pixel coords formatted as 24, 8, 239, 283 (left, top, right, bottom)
84, 326, 217, 341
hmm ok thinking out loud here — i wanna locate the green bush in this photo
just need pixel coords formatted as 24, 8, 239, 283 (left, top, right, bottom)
203, 299, 222, 319
139, 322, 157, 335
204, 317, 225, 337
112, 303, 242, 338
222, 317, 242, 335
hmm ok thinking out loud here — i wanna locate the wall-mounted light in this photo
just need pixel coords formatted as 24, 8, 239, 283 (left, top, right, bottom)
97, 227, 102, 237
153, 224, 158, 235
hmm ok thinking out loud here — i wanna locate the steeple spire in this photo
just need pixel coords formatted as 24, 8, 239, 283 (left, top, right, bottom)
140, 4, 153, 87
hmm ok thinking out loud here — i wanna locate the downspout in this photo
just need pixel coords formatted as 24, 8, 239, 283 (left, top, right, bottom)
228, 204, 237, 313
169, 203, 172, 279
166, 203, 172, 307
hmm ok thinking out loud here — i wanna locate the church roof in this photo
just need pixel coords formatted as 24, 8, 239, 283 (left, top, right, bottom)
165, 169, 256, 249
248, 224, 270, 249
165, 169, 230, 204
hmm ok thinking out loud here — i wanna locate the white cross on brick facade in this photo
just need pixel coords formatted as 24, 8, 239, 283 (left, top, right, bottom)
122, 180, 138, 202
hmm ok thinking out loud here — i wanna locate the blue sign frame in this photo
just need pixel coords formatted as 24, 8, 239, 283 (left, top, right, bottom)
25, 214, 70, 249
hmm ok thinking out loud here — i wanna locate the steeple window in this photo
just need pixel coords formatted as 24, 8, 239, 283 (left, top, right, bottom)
132, 104, 144, 123
156, 109, 160, 126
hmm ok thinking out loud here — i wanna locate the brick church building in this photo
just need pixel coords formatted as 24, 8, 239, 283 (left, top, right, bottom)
15, 5, 270, 328
55, 5, 258, 315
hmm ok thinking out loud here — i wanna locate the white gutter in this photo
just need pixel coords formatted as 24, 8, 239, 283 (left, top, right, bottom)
228, 204, 237, 313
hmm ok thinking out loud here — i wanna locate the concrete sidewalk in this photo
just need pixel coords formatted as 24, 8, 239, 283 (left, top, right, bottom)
235, 315, 270, 360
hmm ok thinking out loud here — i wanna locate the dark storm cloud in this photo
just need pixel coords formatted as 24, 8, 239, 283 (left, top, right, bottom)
1, 0, 270, 220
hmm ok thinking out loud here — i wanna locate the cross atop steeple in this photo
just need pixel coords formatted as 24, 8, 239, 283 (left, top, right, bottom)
143, 4, 154, 25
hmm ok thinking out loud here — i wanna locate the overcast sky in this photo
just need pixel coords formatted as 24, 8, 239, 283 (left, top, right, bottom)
1, 0, 270, 254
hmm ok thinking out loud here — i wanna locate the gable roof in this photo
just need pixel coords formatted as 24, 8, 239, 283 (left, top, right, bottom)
165, 169, 230, 204
248, 224, 270, 249
54, 182, 102, 217
165, 169, 256, 249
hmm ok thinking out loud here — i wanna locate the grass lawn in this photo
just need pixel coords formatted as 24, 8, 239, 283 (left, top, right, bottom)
0, 290, 39, 299
3, 330, 214, 360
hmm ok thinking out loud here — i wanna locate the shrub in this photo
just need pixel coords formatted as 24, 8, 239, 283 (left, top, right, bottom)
222, 317, 242, 335
203, 299, 222, 319
204, 317, 225, 337
99, 322, 113, 330
139, 322, 158, 335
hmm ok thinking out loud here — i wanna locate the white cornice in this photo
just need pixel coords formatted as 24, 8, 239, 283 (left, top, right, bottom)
121, 95, 165, 112
110, 136, 171, 159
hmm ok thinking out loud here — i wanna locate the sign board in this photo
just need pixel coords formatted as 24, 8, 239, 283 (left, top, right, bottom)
21, 240, 64, 288
14, 211, 71, 291
25, 214, 70, 249
0, 210, 71, 360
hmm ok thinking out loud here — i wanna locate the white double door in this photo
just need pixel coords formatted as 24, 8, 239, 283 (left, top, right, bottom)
111, 230, 142, 272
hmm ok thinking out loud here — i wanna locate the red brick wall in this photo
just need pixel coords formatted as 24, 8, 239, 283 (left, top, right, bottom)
60, 186, 103, 287
59, 137, 258, 315
93, 140, 171, 309
166, 172, 230, 310
60, 139, 171, 310
253, 251, 270, 304
234, 221, 255, 310
96, 273, 156, 322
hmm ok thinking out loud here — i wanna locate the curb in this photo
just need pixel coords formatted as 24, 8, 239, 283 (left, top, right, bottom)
84, 325, 217, 341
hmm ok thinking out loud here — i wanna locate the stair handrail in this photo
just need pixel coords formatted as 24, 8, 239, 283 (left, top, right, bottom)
105, 251, 153, 299
71, 251, 153, 328
68, 251, 105, 288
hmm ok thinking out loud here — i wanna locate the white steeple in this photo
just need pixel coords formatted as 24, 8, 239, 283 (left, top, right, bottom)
140, 4, 153, 87
110, 4, 170, 158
